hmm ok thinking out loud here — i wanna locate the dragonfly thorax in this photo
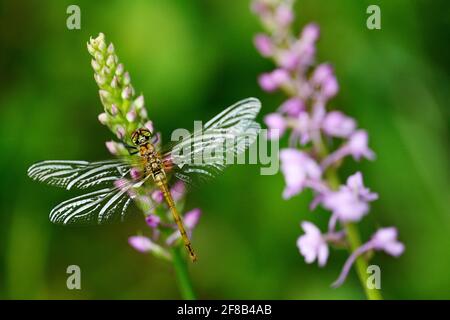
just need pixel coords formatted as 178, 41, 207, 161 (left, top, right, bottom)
139, 142, 165, 181
139, 142, 155, 155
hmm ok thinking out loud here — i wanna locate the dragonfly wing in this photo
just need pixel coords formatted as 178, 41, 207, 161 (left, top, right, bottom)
203, 97, 261, 131
162, 98, 261, 186
49, 176, 152, 225
27, 160, 133, 190
49, 188, 129, 224
171, 164, 225, 187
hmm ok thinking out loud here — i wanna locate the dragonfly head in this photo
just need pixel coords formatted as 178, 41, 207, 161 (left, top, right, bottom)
131, 128, 152, 146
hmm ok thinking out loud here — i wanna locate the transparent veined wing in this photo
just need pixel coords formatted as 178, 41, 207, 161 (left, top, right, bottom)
27, 158, 154, 225
50, 187, 132, 224
203, 97, 261, 131
162, 97, 261, 186
27, 159, 135, 190
49, 175, 152, 225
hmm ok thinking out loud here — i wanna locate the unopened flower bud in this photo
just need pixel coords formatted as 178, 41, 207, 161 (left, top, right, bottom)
99, 89, 111, 100
144, 120, 154, 133
105, 140, 117, 155
91, 59, 101, 71
94, 52, 104, 63
110, 104, 118, 115
87, 43, 96, 55
123, 72, 131, 85
121, 86, 132, 99
102, 66, 112, 75
106, 55, 115, 68
134, 95, 144, 109
126, 109, 137, 122
107, 43, 115, 54
140, 107, 148, 119
115, 63, 124, 76
116, 126, 126, 139
98, 40, 106, 52
110, 76, 118, 88
98, 112, 108, 125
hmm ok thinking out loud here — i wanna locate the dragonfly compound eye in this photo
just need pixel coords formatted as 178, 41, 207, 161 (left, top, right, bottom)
131, 131, 139, 145
140, 128, 152, 137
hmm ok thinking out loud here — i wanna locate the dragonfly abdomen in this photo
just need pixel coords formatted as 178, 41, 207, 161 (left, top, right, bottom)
140, 145, 197, 260
157, 173, 197, 262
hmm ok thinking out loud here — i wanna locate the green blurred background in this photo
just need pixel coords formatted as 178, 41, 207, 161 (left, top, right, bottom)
0, 0, 449, 299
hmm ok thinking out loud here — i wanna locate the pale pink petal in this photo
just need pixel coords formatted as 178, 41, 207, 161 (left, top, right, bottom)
318, 243, 329, 267
322, 111, 356, 138
145, 214, 161, 228
254, 34, 273, 57
183, 208, 201, 229
128, 236, 153, 253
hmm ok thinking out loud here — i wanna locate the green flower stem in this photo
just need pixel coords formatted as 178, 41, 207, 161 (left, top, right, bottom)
327, 168, 382, 300
170, 247, 196, 300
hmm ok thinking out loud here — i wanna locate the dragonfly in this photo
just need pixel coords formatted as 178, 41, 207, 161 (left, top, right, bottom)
27, 98, 261, 262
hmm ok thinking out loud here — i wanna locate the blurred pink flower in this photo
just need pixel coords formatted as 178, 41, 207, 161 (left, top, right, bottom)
295, 111, 313, 145
128, 235, 155, 253
166, 208, 202, 245
272, 68, 291, 85
297, 221, 329, 267
114, 178, 128, 191
322, 172, 378, 223
311, 63, 333, 84
183, 208, 202, 229
264, 113, 287, 140
275, 4, 294, 27
280, 149, 321, 199
128, 235, 170, 260
145, 214, 161, 228
279, 97, 304, 117
311, 63, 339, 99
171, 181, 186, 202
346, 130, 375, 161
322, 111, 356, 138
258, 69, 290, 92
371, 227, 405, 257
332, 227, 404, 287
258, 73, 278, 92
290, 23, 320, 68
278, 50, 301, 71
130, 167, 141, 180
252, 0, 403, 292
151, 190, 164, 203
300, 23, 320, 43
346, 172, 378, 201
250, 0, 270, 16
254, 34, 274, 57
321, 130, 375, 168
